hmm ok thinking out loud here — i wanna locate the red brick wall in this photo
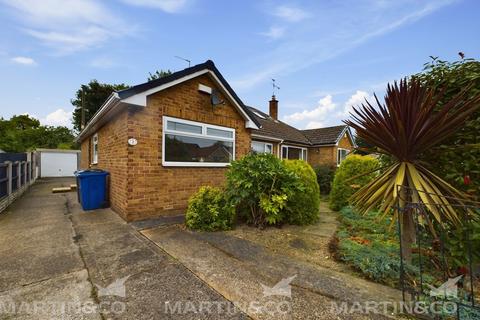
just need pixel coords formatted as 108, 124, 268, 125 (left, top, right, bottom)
307, 134, 354, 167
124, 74, 251, 221
79, 112, 129, 218
307, 146, 335, 167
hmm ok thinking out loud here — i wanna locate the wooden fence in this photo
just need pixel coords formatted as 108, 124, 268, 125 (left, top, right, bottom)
0, 158, 37, 213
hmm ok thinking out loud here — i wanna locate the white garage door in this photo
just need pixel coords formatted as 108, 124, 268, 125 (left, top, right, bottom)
41, 152, 78, 177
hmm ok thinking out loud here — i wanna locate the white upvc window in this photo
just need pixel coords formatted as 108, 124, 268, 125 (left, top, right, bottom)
337, 148, 349, 166
281, 145, 307, 161
92, 133, 98, 164
251, 141, 273, 154
162, 116, 235, 167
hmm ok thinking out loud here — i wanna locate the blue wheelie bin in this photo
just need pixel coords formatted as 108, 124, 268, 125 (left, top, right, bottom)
75, 170, 110, 210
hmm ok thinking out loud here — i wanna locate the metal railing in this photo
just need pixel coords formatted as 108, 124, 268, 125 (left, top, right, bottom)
396, 186, 480, 319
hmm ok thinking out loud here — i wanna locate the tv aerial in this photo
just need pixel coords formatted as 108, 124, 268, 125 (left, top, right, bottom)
174, 55, 191, 68
272, 78, 280, 96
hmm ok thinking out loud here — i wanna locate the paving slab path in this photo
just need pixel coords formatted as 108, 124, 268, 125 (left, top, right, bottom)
142, 222, 403, 320
0, 178, 246, 319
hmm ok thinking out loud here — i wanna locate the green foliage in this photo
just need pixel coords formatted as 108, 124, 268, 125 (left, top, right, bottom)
335, 207, 400, 285
353, 136, 373, 156
283, 160, 320, 225
335, 207, 428, 287
71, 80, 129, 132
186, 186, 235, 231
313, 165, 335, 195
329, 154, 379, 211
225, 153, 302, 227
413, 57, 480, 196
148, 69, 173, 81
437, 218, 480, 269
0, 115, 76, 152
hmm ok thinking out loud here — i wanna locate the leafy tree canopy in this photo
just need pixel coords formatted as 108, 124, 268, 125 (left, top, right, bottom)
0, 115, 76, 152
71, 71, 173, 131
71, 80, 129, 132
413, 54, 480, 196
148, 69, 173, 81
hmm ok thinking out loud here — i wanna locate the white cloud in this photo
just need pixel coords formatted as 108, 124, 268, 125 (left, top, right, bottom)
273, 5, 310, 22
2, 0, 132, 54
120, 0, 190, 13
260, 26, 285, 39
40, 108, 73, 128
234, 0, 455, 91
283, 95, 336, 129
341, 90, 374, 116
305, 121, 324, 129
11, 56, 36, 65
26, 27, 115, 54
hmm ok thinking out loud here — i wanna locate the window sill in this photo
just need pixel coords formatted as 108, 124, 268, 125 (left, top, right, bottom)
162, 161, 231, 168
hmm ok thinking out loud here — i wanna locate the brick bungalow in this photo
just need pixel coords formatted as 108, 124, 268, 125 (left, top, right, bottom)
77, 60, 354, 221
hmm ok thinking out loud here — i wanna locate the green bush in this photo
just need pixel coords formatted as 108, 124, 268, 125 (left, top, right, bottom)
334, 207, 428, 287
314, 165, 335, 195
226, 153, 301, 227
186, 186, 235, 231
329, 154, 379, 211
283, 160, 320, 225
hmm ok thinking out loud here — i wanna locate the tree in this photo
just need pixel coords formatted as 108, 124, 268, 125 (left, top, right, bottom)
9, 114, 40, 130
0, 115, 76, 152
413, 56, 480, 197
148, 69, 172, 81
353, 136, 373, 155
345, 78, 480, 261
71, 80, 129, 132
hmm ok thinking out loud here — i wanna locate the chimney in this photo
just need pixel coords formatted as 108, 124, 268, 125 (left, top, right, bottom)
269, 95, 278, 120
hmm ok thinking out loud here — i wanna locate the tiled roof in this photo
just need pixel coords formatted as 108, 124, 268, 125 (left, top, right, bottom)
248, 106, 349, 146
301, 125, 348, 145
248, 107, 311, 145
116, 60, 260, 129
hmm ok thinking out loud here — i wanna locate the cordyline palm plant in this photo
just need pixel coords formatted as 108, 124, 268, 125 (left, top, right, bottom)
345, 78, 480, 261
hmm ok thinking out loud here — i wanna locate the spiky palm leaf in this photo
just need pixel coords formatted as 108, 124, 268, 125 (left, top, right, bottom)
345, 78, 480, 226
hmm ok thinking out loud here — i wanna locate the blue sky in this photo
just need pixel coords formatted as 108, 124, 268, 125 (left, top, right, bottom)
0, 0, 479, 130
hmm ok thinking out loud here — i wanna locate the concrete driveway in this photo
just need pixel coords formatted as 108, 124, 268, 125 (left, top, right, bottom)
0, 178, 245, 319
0, 178, 402, 320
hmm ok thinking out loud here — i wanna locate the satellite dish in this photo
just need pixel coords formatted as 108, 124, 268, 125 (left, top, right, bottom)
210, 89, 225, 107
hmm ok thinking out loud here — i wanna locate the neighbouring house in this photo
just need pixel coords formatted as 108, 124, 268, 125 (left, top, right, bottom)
76, 60, 354, 221
248, 102, 355, 167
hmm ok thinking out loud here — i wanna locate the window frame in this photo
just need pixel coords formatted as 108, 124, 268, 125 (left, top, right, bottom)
92, 133, 98, 164
162, 116, 236, 167
337, 148, 349, 166
251, 140, 273, 154
280, 145, 308, 161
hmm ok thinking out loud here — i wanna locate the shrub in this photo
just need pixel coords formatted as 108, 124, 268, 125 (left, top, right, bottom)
186, 186, 234, 231
314, 165, 335, 195
283, 160, 320, 225
329, 154, 379, 211
226, 153, 301, 227
334, 207, 429, 287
